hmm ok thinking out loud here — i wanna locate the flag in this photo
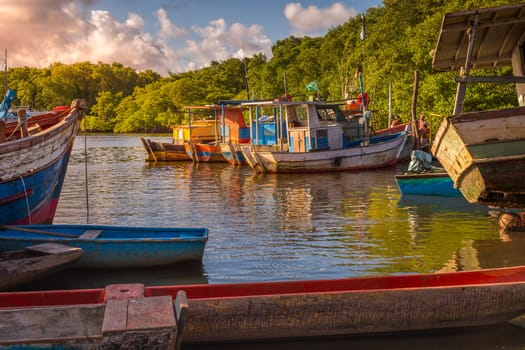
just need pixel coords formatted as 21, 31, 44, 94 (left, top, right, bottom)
360, 14, 366, 40
306, 80, 318, 92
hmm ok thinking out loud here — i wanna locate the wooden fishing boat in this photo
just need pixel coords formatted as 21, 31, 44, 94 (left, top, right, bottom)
0, 243, 83, 291
0, 224, 208, 268
431, 3, 525, 208
3, 266, 525, 345
0, 94, 85, 225
140, 137, 191, 162
240, 99, 407, 173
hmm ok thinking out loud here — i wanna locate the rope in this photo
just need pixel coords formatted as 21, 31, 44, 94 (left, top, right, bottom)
19, 175, 31, 224
83, 129, 90, 224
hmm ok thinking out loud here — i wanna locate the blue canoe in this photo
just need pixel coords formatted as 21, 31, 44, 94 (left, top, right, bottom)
0, 224, 208, 268
395, 172, 462, 197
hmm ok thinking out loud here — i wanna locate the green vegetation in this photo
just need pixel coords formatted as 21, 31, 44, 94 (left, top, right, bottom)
5, 0, 522, 133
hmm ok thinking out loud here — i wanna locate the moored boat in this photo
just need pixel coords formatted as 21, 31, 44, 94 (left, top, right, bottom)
3, 266, 525, 344
395, 150, 461, 197
0, 96, 85, 225
0, 243, 83, 291
431, 3, 525, 208
0, 224, 208, 268
240, 99, 407, 173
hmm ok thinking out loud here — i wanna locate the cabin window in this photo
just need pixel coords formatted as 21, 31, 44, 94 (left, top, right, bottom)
286, 105, 308, 127
316, 106, 338, 124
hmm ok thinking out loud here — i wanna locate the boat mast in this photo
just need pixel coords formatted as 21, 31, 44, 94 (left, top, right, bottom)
453, 15, 479, 116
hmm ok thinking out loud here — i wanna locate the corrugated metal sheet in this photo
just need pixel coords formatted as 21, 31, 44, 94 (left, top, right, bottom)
432, 3, 525, 71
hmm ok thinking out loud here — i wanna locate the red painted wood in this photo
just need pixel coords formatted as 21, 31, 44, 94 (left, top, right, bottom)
2, 266, 525, 308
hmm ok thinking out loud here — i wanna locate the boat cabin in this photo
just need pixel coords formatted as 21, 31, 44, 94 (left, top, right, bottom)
243, 100, 369, 152
172, 105, 250, 145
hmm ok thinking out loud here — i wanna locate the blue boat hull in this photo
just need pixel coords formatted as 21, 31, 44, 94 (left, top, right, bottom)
395, 173, 462, 197
0, 146, 72, 225
0, 224, 208, 268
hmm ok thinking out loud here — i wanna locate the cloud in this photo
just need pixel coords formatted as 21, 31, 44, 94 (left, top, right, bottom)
0, 0, 272, 76
284, 2, 357, 35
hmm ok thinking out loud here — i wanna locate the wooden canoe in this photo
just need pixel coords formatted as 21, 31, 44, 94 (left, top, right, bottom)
0, 243, 83, 291
0, 224, 208, 268
3, 266, 525, 344
0, 99, 85, 225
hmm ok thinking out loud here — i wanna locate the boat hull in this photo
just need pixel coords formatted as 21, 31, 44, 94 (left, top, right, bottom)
0, 101, 84, 225
242, 132, 407, 173
395, 172, 462, 197
185, 143, 227, 162
140, 138, 191, 162
0, 243, 83, 291
0, 224, 208, 268
432, 106, 525, 207
4, 266, 525, 344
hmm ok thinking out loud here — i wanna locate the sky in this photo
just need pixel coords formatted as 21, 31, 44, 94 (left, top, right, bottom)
0, 0, 381, 76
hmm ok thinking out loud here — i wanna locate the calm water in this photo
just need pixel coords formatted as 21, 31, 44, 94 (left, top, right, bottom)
34, 134, 525, 348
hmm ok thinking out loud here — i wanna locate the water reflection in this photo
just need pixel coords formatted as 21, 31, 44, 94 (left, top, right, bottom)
49, 135, 520, 286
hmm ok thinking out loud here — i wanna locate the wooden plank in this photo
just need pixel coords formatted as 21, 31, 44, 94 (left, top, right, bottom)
174, 290, 188, 350
25, 242, 80, 255
78, 229, 102, 239
127, 296, 175, 331
102, 298, 128, 333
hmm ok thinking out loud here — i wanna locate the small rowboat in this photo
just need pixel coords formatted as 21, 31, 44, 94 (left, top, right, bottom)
0, 224, 208, 268
0, 243, 83, 291
3, 266, 525, 345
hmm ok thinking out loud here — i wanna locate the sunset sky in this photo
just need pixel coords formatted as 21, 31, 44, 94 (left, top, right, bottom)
1, 0, 381, 75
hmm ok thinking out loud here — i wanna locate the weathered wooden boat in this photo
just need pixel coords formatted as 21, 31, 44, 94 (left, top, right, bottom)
431, 3, 525, 208
0, 283, 188, 349
395, 150, 461, 197
0, 94, 85, 225
3, 266, 525, 345
240, 99, 407, 173
141, 104, 250, 164
0, 243, 83, 291
0, 224, 208, 268
140, 137, 191, 162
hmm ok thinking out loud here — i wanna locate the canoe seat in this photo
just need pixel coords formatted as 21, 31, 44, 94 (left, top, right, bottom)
79, 230, 102, 239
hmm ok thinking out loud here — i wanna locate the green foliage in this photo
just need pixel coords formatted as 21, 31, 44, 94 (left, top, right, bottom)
5, 0, 522, 132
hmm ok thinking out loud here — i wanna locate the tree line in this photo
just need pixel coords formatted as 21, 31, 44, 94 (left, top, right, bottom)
4, 0, 521, 133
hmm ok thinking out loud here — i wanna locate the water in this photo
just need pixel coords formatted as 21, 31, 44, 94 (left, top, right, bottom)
36, 134, 525, 348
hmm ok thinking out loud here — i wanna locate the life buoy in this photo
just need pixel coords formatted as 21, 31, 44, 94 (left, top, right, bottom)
357, 92, 369, 106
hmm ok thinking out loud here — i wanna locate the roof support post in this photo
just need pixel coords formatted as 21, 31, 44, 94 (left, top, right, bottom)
453, 14, 479, 116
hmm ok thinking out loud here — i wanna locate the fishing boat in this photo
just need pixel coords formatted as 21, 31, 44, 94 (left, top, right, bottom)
240, 99, 407, 173
0, 243, 82, 291
141, 104, 250, 164
431, 3, 525, 208
0, 94, 85, 225
184, 104, 250, 163
3, 266, 525, 345
395, 150, 461, 197
0, 224, 208, 268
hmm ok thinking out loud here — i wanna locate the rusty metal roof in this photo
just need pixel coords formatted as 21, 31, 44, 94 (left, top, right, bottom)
432, 3, 525, 71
